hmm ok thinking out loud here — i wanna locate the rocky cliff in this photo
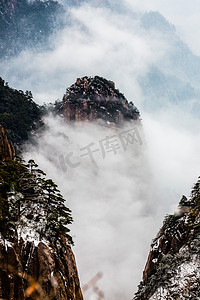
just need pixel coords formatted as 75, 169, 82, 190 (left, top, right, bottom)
134, 183, 200, 299
0, 128, 83, 300
55, 76, 140, 124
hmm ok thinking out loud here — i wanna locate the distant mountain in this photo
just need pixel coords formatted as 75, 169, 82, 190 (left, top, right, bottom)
0, 0, 66, 58
139, 12, 200, 113
55, 75, 140, 124
141, 11, 175, 33
140, 11, 200, 87
133, 179, 200, 299
139, 66, 200, 111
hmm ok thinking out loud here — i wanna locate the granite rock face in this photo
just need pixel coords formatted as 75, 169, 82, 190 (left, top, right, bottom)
0, 237, 83, 300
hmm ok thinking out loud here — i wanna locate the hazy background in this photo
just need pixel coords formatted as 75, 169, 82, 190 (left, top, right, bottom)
1, 0, 200, 299
124, 0, 200, 56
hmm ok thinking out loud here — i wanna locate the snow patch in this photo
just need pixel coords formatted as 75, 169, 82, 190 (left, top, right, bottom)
149, 255, 200, 299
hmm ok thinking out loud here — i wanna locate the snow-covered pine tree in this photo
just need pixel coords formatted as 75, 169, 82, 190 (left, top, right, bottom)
0, 158, 73, 244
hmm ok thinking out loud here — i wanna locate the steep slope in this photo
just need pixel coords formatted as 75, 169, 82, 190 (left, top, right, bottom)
55, 76, 140, 124
0, 128, 83, 300
133, 181, 200, 299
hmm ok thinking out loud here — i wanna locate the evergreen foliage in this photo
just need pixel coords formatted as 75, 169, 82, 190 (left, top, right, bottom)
0, 78, 43, 145
0, 159, 73, 244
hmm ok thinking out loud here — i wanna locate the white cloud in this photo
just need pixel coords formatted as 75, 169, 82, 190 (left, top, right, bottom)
23, 116, 159, 299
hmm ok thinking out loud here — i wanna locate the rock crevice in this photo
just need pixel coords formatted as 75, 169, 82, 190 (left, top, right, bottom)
0, 125, 15, 161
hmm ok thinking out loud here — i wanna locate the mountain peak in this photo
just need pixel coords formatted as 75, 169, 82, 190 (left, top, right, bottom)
56, 76, 140, 124
67, 75, 123, 101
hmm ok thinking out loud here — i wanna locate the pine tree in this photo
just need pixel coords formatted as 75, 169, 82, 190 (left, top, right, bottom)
41, 179, 73, 243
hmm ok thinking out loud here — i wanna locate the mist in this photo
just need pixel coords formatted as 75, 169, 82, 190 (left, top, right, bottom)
23, 116, 156, 299
1, 0, 200, 298
23, 110, 200, 299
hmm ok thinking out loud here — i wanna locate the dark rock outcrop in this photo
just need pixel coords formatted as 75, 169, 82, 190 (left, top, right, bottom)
0, 125, 15, 161
0, 237, 83, 300
56, 76, 140, 124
